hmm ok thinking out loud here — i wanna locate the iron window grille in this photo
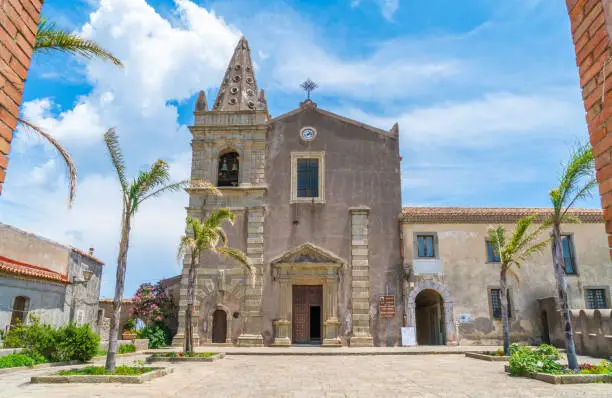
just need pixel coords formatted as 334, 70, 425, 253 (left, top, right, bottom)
490, 289, 511, 319
586, 289, 608, 309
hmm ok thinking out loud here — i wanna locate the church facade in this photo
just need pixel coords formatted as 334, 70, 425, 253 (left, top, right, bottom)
172, 38, 612, 348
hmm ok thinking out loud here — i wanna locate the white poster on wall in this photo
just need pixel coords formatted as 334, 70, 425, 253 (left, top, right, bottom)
401, 327, 416, 346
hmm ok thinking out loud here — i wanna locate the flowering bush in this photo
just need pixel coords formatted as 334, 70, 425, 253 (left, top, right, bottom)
577, 361, 612, 375
131, 282, 175, 327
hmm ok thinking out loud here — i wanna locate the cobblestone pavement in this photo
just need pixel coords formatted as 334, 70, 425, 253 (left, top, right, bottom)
1, 353, 611, 398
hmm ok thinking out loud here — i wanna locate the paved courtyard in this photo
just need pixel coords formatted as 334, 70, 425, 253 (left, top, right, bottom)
1, 353, 611, 397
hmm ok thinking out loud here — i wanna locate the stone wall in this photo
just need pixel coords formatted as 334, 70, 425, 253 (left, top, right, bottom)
566, 0, 612, 259
0, 0, 43, 194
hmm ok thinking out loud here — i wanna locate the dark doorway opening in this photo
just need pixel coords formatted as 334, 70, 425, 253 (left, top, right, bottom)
212, 309, 227, 343
541, 311, 550, 344
415, 289, 446, 345
292, 285, 323, 344
309, 306, 321, 341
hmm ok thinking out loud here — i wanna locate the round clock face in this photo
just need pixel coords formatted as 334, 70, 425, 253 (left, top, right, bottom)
301, 128, 316, 141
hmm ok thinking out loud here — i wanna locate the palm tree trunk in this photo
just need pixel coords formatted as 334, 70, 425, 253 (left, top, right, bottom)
105, 211, 131, 372
185, 252, 197, 353
500, 267, 510, 355
551, 225, 579, 370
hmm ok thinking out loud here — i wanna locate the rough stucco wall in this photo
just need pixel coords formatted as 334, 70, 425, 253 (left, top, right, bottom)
566, 0, 612, 259
0, 0, 43, 194
265, 109, 402, 346
67, 252, 103, 328
402, 221, 612, 345
0, 276, 66, 332
98, 299, 135, 331
0, 223, 70, 276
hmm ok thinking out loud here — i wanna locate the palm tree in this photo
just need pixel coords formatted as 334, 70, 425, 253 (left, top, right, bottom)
178, 212, 252, 353
548, 143, 596, 370
488, 214, 550, 355
103, 128, 186, 372
12, 17, 123, 206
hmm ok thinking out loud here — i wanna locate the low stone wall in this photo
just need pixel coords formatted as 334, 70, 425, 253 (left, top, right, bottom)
99, 339, 148, 352
539, 298, 612, 358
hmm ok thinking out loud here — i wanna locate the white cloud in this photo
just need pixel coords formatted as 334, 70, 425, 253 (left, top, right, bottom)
380, 0, 399, 21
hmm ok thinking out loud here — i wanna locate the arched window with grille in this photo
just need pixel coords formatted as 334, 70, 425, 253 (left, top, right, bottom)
217, 151, 239, 187
10, 296, 30, 328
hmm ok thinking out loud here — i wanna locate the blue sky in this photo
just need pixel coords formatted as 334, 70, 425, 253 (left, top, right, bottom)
0, 0, 595, 297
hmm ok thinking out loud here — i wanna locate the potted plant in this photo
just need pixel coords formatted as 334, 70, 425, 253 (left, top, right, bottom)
121, 318, 137, 340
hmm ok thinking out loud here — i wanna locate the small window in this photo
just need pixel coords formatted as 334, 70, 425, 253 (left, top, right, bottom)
297, 159, 319, 198
10, 296, 30, 328
486, 241, 500, 263
217, 151, 239, 187
490, 289, 511, 319
416, 234, 436, 258
586, 289, 608, 309
561, 235, 577, 275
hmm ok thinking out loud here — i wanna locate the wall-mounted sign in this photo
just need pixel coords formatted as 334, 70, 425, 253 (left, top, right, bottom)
457, 313, 472, 323
378, 295, 396, 318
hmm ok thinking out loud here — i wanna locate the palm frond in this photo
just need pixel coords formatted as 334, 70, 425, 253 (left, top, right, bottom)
190, 179, 222, 196
508, 268, 521, 287
554, 142, 595, 219
562, 177, 598, 218
214, 227, 228, 247
177, 235, 196, 263
18, 117, 77, 207
217, 247, 252, 273
487, 225, 506, 262
34, 17, 122, 66
205, 208, 234, 229
515, 238, 550, 265
103, 128, 128, 193
137, 180, 187, 205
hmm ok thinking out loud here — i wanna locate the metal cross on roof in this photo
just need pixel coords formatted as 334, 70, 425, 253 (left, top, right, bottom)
300, 78, 318, 100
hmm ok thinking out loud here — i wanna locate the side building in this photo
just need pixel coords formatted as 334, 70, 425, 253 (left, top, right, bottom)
0, 223, 104, 334
400, 207, 612, 346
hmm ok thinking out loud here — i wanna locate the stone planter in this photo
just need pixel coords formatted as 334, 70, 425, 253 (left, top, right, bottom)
146, 353, 225, 363
121, 332, 137, 340
0, 360, 85, 375
504, 365, 612, 384
31, 367, 174, 384
465, 352, 509, 361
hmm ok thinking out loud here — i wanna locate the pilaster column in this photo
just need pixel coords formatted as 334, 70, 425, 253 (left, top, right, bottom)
349, 207, 374, 347
237, 205, 265, 346
322, 274, 341, 347
272, 271, 291, 346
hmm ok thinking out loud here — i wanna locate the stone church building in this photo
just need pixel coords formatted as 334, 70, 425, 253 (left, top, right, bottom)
172, 38, 612, 348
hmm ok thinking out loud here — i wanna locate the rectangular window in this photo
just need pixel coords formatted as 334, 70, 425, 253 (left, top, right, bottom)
561, 235, 577, 275
416, 234, 435, 258
486, 241, 501, 263
490, 289, 511, 319
586, 289, 608, 309
296, 159, 319, 198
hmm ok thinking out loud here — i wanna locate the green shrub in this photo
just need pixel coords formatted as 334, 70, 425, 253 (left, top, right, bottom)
0, 353, 47, 369
535, 344, 560, 359
137, 326, 169, 349
508, 344, 564, 376
56, 324, 100, 362
123, 318, 136, 332
58, 365, 153, 376
118, 344, 136, 354
508, 343, 524, 356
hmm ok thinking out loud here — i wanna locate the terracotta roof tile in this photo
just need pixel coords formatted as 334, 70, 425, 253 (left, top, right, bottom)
400, 207, 604, 224
71, 248, 104, 265
0, 256, 69, 283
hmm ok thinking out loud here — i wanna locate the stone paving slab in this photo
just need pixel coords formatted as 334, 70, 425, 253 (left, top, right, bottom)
190, 345, 504, 355
0, 353, 611, 397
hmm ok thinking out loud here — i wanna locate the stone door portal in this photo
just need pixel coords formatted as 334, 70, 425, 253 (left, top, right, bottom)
212, 309, 227, 343
292, 285, 322, 343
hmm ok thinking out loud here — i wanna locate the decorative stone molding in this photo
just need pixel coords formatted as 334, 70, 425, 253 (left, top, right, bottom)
290, 151, 325, 204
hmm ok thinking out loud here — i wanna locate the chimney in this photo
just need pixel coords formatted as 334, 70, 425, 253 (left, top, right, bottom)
88, 247, 94, 256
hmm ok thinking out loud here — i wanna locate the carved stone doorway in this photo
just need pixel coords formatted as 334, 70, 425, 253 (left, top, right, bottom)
212, 309, 227, 343
415, 289, 446, 345
292, 285, 322, 344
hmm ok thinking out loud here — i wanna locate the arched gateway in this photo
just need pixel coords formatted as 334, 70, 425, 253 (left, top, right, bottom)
406, 280, 456, 345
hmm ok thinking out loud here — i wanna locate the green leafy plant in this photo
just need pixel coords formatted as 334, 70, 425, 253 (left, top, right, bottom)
58, 365, 153, 376
508, 343, 524, 356
0, 353, 47, 369
137, 326, 169, 349
535, 344, 560, 359
56, 324, 100, 362
578, 361, 612, 375
495, 348, 505, 356
118, 344, 136, 354
152, 352, 215, 358
122, 318, 136, 332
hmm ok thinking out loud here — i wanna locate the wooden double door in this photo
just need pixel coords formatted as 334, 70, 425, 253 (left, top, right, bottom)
292, 285, 323, 344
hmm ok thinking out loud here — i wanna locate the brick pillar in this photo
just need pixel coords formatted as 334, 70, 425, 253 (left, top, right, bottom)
349, 206, 374, 347
0, 0, 43, 194
236, 205, 265, 346
566, 0, 612, 259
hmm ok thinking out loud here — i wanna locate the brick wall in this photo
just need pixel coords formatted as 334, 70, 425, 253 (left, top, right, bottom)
566, 0, 612, 259
0, 0, 43, 194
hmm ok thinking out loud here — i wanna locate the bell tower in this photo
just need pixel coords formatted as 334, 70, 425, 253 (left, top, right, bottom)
174, 37, 267, 348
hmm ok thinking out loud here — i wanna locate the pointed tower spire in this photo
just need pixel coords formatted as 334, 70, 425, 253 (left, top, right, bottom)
213, 37, 266, 112
195, 90, 208, 112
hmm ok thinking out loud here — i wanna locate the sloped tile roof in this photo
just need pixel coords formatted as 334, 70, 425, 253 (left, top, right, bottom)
400, 207, 604, 224
0, 255, 69, 283
71, 248, 104, 265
